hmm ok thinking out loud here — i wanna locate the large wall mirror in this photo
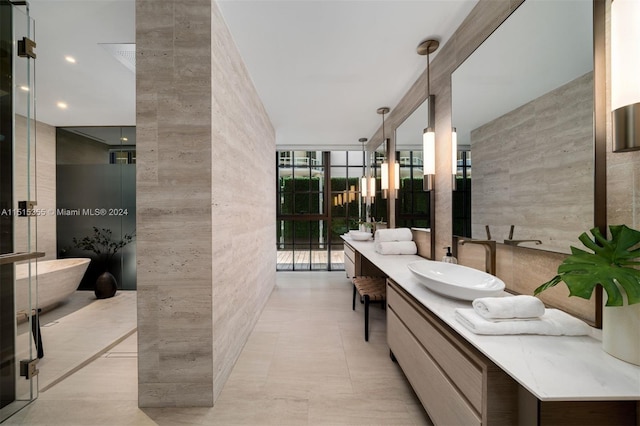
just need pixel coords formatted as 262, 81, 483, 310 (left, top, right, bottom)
451, 0, 595, 254
395, 101, 432, 230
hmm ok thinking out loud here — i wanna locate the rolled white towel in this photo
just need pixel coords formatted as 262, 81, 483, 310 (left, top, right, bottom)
374, 228, 413, 242
454, 308, 591, 336
472, 295, 545, 320
374, 241, 418, 255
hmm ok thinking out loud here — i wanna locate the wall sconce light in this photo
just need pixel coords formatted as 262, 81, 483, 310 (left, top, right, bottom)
377, 107, 394, 198
612, 0, 640, 152
359, 138, 375, 199
417, 38, 439, 190
451, 127, 458, 188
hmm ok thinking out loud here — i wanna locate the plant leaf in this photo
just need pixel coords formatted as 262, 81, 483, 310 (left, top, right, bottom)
534, 225, 640, 306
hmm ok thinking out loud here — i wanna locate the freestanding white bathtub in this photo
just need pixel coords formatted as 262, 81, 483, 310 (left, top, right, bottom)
14, 258, 91, 313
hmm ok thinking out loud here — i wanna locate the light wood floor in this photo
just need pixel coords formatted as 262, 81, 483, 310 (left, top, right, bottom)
6, 272, 432, 425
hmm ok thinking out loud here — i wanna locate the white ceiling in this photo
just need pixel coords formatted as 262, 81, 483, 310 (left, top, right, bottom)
24, 0, 136, 127
20, 0, 478, 149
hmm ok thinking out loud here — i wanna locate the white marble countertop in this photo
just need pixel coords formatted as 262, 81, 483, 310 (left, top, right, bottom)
342, 236, 640, 402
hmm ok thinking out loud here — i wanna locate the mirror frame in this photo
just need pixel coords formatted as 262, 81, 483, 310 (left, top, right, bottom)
451, 0, 606, 256
450, 0, 606, 326
452, 0, 607, 246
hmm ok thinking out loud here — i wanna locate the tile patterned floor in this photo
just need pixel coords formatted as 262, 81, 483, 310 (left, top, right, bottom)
5, 271, 432, 425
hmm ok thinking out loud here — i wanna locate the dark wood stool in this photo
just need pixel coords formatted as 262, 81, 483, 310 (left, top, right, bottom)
352, 276, 386, 341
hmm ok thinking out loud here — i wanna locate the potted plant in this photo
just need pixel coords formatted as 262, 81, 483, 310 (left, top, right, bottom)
73, 227, 136, 299
534, 224, 640, 365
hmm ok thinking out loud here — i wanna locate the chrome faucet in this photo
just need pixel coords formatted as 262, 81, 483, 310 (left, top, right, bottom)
503, 225, 542, 247
459, 239, 496, 276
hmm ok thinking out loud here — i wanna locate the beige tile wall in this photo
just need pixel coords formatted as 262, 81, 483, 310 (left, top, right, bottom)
136, 0, 276, 407
471, 72, 594, 252
14, 115, 56, 260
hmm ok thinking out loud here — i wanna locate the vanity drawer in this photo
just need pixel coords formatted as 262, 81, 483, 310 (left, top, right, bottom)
387, 282, 483, 412
344, 243, 355, 278
344, 243, 355, 263
388, 308, 481, 426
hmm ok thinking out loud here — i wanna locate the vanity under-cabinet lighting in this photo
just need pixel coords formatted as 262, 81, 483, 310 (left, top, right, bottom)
611, 0, 640, 152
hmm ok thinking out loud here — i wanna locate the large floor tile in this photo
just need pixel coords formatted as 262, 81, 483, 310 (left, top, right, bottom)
4, 271, 431, 425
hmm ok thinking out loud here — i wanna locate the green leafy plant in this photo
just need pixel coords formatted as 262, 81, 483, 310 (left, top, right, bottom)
73, 227, 136, 264
534, 225, 640, 306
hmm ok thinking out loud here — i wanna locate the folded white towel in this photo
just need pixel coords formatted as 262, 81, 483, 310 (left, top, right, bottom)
472, 295, 545, 320
374, 228, 413, 242
454, 308, 591, 336
375, 241, 417, 255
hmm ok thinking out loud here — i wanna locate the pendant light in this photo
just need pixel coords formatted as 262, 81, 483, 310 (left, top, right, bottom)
359, 138, 375, 199
451, 127, 458, 188
377, 107, 391, 198
417, 38, 439, 191
612, 0, 640, 152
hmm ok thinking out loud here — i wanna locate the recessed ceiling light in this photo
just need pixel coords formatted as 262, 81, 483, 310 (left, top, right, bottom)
19, 85, 29, 92
57, 102, 68, 109
65, 56, 76, 64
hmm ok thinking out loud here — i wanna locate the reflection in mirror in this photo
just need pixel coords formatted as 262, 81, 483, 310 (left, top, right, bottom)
370, 145, 387, 223
395, 101, 431, 229
451, 0, 594, 254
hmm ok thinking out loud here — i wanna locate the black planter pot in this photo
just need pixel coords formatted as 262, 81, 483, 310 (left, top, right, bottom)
95, 271, 117, 299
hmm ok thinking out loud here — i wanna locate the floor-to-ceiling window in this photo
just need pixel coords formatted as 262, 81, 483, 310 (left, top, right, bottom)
276, 151, 368, 271
453, 149, 471, 237
396, 150, 430, 228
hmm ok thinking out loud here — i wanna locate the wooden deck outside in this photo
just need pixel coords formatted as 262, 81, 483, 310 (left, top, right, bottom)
277, 249, 345, 270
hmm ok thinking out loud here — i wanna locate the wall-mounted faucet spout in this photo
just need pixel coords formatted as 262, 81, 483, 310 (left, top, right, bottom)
459, 239, 496, 276
504, 239, 542, 247
504, 225, 542, 247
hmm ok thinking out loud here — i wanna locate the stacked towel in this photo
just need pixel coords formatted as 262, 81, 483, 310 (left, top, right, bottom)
374, 228, 413, 242
374, 241, 417, 255
454, 308, 591, 336
472, 295, 545, 321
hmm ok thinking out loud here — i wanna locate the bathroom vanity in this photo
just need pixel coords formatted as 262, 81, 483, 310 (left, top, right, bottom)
342, 237, 640, 425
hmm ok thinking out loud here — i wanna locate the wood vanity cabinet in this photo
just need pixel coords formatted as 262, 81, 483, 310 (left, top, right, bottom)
387, 279, 518, 425
344, 242, 356, 279
387, 279, 639, 426
344, 241, 384, 279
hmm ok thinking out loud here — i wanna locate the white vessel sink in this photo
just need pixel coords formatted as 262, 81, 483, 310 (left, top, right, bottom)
407, 260, 505, 301
348, 230, 372, 241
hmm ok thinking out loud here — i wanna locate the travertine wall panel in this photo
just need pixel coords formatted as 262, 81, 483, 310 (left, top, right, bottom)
137, 0, 275, 407
210, 2, 276, 400
471, 73, 594, 252
14, 116, 56, 260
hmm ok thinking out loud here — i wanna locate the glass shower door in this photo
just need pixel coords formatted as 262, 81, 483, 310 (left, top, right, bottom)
0, 1, 40, 421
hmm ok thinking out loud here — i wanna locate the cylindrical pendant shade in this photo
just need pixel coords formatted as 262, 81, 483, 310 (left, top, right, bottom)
612, 0, 640, 152
423, 128, 435, 176
394, 162, 400, 191
381, 162, 389, 191
451, 128, 458, 176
